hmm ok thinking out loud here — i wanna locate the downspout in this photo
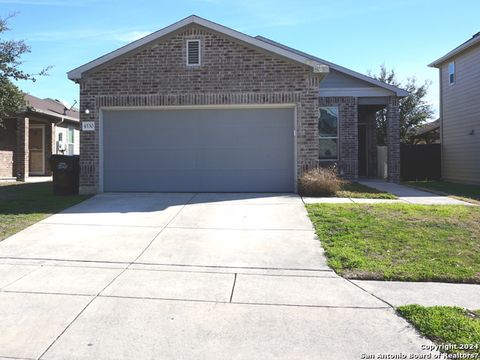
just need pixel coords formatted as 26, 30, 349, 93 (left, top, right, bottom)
439, 67, 444, 180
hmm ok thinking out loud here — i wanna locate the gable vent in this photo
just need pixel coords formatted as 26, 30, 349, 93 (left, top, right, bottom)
187, 40, 201, 66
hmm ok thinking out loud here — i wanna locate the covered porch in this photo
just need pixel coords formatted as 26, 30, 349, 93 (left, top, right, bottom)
357, 96, 400, 181
318, 95, 400, 183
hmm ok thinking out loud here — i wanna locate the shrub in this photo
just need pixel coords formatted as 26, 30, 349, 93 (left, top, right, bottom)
298, 167, 344, 197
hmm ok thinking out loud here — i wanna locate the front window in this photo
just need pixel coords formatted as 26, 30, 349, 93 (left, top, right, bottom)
318, 107, 339, 160
67, 127, 74, 155
448, 61, 455, 85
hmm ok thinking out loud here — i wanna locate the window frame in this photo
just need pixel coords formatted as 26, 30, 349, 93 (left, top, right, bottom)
67, 126, 74, 155
186, 39, 201, 67
448, 61, 455, 85
318, 106, 340, 161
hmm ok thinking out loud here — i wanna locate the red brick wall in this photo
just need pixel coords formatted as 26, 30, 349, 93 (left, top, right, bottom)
16, 117, 29, 180
0, 119, 17, 178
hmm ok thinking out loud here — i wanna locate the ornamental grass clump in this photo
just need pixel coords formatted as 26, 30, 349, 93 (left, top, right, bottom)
298, 167, 345, 197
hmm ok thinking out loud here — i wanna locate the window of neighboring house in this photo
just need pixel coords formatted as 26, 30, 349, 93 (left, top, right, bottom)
318, 107, 339, 160
67, 127, 74, 155
186, 40, 201, 66
448, 61, 455, 85
57, 132, 64, 154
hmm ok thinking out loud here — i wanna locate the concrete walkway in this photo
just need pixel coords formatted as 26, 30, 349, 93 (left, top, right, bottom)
0, 193, 438, 359
304, 180, 473, 205
359, 179, 473, 205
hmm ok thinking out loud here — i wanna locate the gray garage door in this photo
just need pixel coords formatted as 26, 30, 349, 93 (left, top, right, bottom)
102, 107, 295, 192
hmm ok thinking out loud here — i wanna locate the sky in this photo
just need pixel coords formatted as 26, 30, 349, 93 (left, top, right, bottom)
1, 0, 479, 118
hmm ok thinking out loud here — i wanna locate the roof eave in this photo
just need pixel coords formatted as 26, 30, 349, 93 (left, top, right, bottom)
26, 107, 79, 122
254, 35, 408, 97
428, 35, 480, 68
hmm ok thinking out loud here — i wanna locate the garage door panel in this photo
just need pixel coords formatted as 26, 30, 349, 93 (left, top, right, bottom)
105, 149, 197, 171
200, 126, 290, 148
107, 126, 199, 149
103, 108, 294, 192
196, 149, 291, 170
198, 170, 293, 192
104, 170, 201, 192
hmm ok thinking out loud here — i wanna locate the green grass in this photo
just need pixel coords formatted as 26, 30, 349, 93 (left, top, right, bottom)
397, 305, 480, 356
336, 182, 397, 199
306, 203, 480, 283
0, 181, 90, 241
404, 181, 480, 204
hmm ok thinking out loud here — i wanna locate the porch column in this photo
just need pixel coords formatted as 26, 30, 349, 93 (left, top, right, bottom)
386, 97, 400, 182
16, 117, 29, 181
366, 113, 378, 178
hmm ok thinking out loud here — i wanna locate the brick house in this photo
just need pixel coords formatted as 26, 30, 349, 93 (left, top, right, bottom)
0, 94, 80, 180
68, 15, 407, 194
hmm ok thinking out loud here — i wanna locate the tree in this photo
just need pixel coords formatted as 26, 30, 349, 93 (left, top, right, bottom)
0, 78, 24, 124
369, 65, 434, 145
0, 14, 50, 126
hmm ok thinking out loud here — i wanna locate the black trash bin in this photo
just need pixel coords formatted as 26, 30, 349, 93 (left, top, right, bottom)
50, 155, 80, 195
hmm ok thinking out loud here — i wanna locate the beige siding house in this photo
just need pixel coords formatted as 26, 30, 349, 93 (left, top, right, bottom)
429, 33, 480, 184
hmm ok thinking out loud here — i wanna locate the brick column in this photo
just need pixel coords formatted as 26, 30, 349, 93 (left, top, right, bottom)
45, 122, 56, 175
386, 97, 400, 183
16, 117, 29, 181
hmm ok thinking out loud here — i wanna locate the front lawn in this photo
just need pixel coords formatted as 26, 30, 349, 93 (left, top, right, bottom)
397, 305, 480, 356
336, 182, 397, 199
306, 203, 480, 283
0, 181, 90, 241
404, 181, 480, 204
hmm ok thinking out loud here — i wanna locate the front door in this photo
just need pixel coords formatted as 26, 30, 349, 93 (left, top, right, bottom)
29, 125, 45, 175
358, 124, 368, 177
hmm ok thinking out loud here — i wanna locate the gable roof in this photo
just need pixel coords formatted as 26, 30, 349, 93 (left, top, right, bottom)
67, 15, 329, 80
23, 94, 79, 122
67, 15, 408, 97
429, 32, 480, 67
255, 36, 408, 97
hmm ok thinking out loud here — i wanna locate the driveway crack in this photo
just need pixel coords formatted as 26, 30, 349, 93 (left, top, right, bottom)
229, 273, 237, 303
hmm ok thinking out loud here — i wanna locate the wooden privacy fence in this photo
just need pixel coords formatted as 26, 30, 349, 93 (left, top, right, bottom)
401, 144, 441, 181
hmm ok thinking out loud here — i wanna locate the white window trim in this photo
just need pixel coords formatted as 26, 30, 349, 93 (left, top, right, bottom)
448, 61, 455, 85
29, 124, 45, 175
319, 106, 339, 161
186, 39, 201, 66
67, 126, 75, 155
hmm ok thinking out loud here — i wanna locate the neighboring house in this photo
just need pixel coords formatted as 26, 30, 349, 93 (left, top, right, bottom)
411, 119, 440, 144
0, 94, 80, 180
68, 15, 407, 194
429, 32, 480, 185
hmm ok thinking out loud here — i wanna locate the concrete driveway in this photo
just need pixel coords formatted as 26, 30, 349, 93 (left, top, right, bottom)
0, 193, 435, 359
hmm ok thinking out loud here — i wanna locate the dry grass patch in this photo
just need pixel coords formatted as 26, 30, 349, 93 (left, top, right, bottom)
298, 167, 344, 197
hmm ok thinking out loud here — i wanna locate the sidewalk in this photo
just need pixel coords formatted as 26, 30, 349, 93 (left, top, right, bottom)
359, 179, 472, 205
303, 180, 474, 205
